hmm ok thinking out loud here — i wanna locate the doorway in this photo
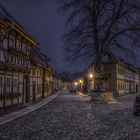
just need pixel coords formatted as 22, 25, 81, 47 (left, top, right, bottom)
23, 75, 30, 103
136, 84, 138, 93
32, 83, 36, 102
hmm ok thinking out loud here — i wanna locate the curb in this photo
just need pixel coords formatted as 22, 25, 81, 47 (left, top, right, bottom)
0, 91, 62, 125
77, 92, 89, 97
117, 93, 137, 100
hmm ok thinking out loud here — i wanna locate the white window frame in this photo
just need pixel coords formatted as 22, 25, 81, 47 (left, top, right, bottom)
9, 35, 15, 48
6, 76, 12, 93
13, 77, 18, 93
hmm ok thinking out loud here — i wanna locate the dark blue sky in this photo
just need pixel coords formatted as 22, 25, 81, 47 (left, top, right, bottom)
1, 0, 86, 73
1, 0, 140, 72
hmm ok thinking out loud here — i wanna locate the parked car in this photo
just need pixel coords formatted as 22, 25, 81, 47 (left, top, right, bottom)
133, 94, 140, 116
69, 88, 76, 93
55, 89, 59, 91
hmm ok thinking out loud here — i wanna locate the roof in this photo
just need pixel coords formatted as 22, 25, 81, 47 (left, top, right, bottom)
101, 52, 140, 72
31, 46, 50, 69
0, 4, 12, 18
0, 4, 24, 29
0, 4, 38, 46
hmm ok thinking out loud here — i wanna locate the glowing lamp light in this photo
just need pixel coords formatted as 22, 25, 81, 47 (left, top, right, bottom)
89, 73, 93, 79
75, 82, 78, 86
79, 79, 83, 83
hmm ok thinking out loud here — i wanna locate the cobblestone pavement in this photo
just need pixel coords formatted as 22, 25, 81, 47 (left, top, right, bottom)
0, 91, 140, 140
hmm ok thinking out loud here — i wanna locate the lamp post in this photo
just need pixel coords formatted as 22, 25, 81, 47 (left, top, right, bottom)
88, 73, 94, 92
79, 79, 83, 91
89, 73, 93, 79
74, 82, 78, 91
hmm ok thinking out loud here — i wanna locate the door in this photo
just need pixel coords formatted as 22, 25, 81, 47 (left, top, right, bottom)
32, 83, 36, 102
129, 82, 131, 94
136, 84, 138, 93
23, 75, 30, 103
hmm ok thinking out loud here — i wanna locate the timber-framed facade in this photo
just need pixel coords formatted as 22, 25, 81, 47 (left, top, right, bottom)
0, 5, 63, 110
0, 6, 38, 108
88, 54, 140, 96
30, 46, 54, 102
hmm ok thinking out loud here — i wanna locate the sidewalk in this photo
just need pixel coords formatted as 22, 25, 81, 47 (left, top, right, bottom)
117, 93, 137, 100
77, 92, 89, 97
0, 91, 62, 125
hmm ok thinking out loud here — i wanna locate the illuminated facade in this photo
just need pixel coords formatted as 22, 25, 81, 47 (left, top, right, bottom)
0, 5, 62, 109
0, 5, 38, 108
92, 54, 140, 96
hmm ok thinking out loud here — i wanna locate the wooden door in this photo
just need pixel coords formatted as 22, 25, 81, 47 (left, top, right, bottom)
23, 75, 30, 103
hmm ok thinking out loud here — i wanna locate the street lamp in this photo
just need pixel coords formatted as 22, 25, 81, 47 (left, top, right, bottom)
74, 82, 78, 91
74, 82, 78, 86
88, 73, 94, 92
79, 79, 83, 91
89, 73, 93, 79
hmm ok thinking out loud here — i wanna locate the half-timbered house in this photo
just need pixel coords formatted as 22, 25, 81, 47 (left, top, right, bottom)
87, 53, 140, 96
0, 5, 38, 109
30, 46, 55, 102
30, 46, 46, 102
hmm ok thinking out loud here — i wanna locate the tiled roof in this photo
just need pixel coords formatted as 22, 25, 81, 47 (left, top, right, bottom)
31, 46, 50, 68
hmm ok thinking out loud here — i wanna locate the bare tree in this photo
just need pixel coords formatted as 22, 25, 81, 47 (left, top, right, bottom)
58, 0, 140, 68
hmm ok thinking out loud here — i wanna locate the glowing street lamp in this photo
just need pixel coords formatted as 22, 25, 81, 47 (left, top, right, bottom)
89, 73, 93, 79
88, 73, 94, 92
79, 79, 83, 83
79, 79, 83, 91
74, 82, 78, 86
74, 82, 78, 91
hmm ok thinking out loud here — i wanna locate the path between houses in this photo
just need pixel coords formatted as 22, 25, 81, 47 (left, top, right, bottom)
0, 91, 63, 125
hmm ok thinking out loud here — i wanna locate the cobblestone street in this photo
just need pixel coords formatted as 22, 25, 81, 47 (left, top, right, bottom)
0, 91, 140, 140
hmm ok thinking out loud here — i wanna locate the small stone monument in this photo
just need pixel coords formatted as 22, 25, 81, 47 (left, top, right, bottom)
91, 81, 116, 103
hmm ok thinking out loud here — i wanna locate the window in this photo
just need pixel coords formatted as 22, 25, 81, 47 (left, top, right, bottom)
0, 76, 4, 94
9, 35, 15, 48
22, 44, 27, 53
118, 80, 125, 90
0, 50, 5, 62
26, 60, 30, 68
26, 46, 30, 55
13, 77, 18, 93
118, 65, 125, 75
38, 85, 42, 93
126, 82, 129, 90
6, 76, 12, 93
39, 69, 41, 77
32, 68, 36, 76
3, 38, 8, 49
16, 40, 21, 51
